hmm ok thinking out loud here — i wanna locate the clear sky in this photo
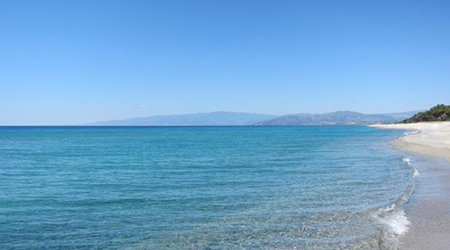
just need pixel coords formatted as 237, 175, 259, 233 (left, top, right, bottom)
1, 0, 449, 125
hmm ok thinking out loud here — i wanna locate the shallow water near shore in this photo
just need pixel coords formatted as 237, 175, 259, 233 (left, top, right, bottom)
398, 153, 450, 250
0, 126, 417, 249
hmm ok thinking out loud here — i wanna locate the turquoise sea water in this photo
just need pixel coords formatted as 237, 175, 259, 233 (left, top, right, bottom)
0, 126, 415, 249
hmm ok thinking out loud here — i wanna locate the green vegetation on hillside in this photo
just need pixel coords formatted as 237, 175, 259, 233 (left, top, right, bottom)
403, 104, 450, 123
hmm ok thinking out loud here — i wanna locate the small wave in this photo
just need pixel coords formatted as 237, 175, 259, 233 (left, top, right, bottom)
402, 157, 411, 166
373, 207, 411, 249
413, 168, 420, 177
403, 131, 419, 136
403, 157, 419, 177
378, 210, 410, 235
372, 184, 415, 248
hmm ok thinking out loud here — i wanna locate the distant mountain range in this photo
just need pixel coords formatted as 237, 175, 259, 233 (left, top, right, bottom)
89, 111, 276, 126
89, 110, 421, 126
254, 111, 420, 126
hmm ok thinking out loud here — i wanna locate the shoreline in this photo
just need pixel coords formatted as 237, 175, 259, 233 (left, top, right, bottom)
370, 122, 450, 162
371, 122, 450, 249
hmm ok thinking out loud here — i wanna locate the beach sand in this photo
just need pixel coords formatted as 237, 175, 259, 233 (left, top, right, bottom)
372, 122, 450, 162
371, 122, 450, 250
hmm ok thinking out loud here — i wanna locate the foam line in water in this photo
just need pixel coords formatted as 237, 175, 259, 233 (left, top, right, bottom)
373, 183, 415, 246
413, 168, 420, 177
402, 157, 411, 166
380, 210, 411, 235
403, 131, 419, 136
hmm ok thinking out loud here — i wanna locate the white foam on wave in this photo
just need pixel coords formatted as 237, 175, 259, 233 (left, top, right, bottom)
378, 209, 411, 235
413, 168, 420, 177
374, 184, 414, 240
403, 157, 419, 177
403, 131, 419, 136
402, 157, 411, 165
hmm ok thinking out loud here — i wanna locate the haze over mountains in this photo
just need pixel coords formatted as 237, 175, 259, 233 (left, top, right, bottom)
89, 110, 420, 126
255, 111, 419, 126
89, 112, 276, 126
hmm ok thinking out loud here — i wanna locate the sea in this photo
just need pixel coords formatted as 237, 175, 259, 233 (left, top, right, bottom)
0, 126, 418, 249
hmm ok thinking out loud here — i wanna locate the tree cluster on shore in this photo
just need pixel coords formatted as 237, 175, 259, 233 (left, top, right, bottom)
403, 104, 450, 123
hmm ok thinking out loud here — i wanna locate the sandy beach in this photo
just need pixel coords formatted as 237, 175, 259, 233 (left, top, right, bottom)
371, 122, 450, 162
372, 122, 450, 250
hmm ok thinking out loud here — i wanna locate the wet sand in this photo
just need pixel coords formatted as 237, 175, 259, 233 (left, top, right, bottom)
398, 154, 450, 250
372, 122, 450, 250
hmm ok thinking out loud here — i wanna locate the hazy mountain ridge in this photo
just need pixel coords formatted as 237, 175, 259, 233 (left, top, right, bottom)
89, 110, 421, 126
253, 111, 421, 126
89, 111, 276, 126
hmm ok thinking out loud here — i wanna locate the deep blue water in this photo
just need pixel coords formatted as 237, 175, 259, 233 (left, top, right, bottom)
0, 126, 414, 249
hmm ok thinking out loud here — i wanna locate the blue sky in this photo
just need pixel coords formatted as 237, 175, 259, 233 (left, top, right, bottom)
1, 0, 449, 125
